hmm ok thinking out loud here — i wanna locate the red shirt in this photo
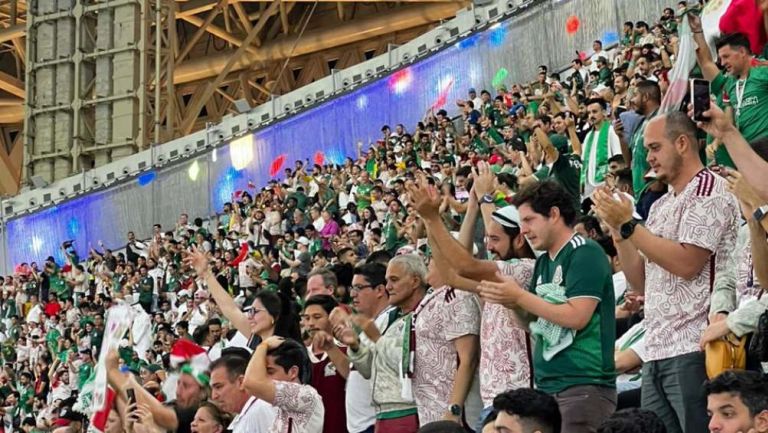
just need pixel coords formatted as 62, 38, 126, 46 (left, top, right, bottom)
44, 301, 62, 317
309, 346, 348, 433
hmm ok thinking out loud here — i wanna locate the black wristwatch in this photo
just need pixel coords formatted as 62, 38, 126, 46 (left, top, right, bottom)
481, 193, 494, 204
753, 205, 768, 222
449, 404, 463, 417
620, 219, 639, 240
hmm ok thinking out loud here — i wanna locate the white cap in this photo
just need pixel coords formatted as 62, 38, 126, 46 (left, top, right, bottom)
178, 289, 191, 298
297, 236, 311, 246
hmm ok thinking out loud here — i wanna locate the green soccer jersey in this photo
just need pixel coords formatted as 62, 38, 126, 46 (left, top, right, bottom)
138, 276, 154, 306
529, 234, 616, 394
712, 67, 768, 166
355, 183, 373, 210
630, 111, 657, 196
534, 152, 582, 212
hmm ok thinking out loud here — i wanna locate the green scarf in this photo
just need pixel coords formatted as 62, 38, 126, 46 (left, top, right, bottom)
581, 121, 611, 187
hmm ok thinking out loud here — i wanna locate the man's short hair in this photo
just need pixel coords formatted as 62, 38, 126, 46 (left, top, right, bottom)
353, 262, 387, 287
267, 339, 311, 384
493, 388, 561, 433
663, 111, 698, 151
636, 80, 662, 104
304, 294, 338, 315
586, 98, 607, 111
209, 354, 248, 382
598, 408, 667, 433
307, 268, 338, 288
705, 370, 768, 418
366, 250, 392, 266
577, 215, 605, 238
615, 168, 633, 190
511, 180, 578, 227
608, 154, 625, 165
336, 247, 354, 259
715, 32, 753, 54
389, 254, 427, 283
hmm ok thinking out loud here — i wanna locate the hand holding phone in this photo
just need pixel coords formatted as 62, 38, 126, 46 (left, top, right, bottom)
691, 79, 711, 121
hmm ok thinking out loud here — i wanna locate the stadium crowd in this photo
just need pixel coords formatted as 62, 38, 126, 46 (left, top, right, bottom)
1, 2, 768, 433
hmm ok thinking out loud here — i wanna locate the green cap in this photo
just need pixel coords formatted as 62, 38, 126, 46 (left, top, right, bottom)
549, 134, 569, 154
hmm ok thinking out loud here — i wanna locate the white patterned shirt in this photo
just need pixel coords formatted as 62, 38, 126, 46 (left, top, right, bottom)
643, 169, 739, 361
477, 259, 535, 406
414, 286, 482, 424
269, 381, 324, 433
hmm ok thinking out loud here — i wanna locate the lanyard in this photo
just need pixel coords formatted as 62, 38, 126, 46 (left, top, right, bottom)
735, 78, 747, 121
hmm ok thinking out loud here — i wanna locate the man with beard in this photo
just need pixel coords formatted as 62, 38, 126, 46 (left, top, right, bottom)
581, 99, 623, 198
620, 80, 661, 198
594, 112, 739, 433
408, 165, 536, 431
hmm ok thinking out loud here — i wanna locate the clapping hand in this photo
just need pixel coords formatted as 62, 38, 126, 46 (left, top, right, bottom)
477, 272, 525, 307
407, 173, 441, 219
182, 246, 210, 278
472, 161, 498, 199
592, 186, 634, 231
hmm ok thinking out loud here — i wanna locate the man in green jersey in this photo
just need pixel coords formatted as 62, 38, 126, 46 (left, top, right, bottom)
478, 180, 616, 433
623, 80, 661, 197
691, 16, 768, 167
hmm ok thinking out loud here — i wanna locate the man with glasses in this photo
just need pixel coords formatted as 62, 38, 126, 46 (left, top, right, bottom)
333, 262, 394, 433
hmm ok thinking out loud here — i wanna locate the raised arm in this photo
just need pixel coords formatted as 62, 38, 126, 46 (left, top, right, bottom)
688, 13, 720, 81
242, 338, 279, 404
183, 248, 250, 337
408, 175, 500, 282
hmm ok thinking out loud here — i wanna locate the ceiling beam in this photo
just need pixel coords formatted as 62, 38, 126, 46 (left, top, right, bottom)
179, 13, 262, 56
174, 2, 462, 84
176, 0, 220, 18
0, 131, 21, 195
0, 24, 24, 44
175, 0, 227, 65
0, 69, 24, 98
179, 0, 281, 134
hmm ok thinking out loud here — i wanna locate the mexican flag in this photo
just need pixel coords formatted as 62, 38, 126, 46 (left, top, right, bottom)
701, 0, 767, 58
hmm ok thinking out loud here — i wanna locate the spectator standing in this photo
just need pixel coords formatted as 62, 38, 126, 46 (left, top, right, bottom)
480, 181, 617, 433
581, 99, 623, 197
594, 112, 740, 433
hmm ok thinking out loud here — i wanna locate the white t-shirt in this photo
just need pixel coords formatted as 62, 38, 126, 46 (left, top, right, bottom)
230, 396, 276, 433
26, 304, 43, 324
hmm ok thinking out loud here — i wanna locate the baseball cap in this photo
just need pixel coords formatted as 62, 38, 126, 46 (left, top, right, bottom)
297, 236, 311, 246
468, 88, 477, 94
145, 364, 163, 373
178, 289, 191, 298
491, 205, 521, 229
550, 134, 569, 154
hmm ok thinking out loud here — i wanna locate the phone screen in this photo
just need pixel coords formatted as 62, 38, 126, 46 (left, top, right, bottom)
126, 388, 137, 406
691, 79, 711, 121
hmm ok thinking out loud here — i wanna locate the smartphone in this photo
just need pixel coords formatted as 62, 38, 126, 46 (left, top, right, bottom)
614, 106, 627, 117
690, 79, 711, 121
126, 388, 137, 406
